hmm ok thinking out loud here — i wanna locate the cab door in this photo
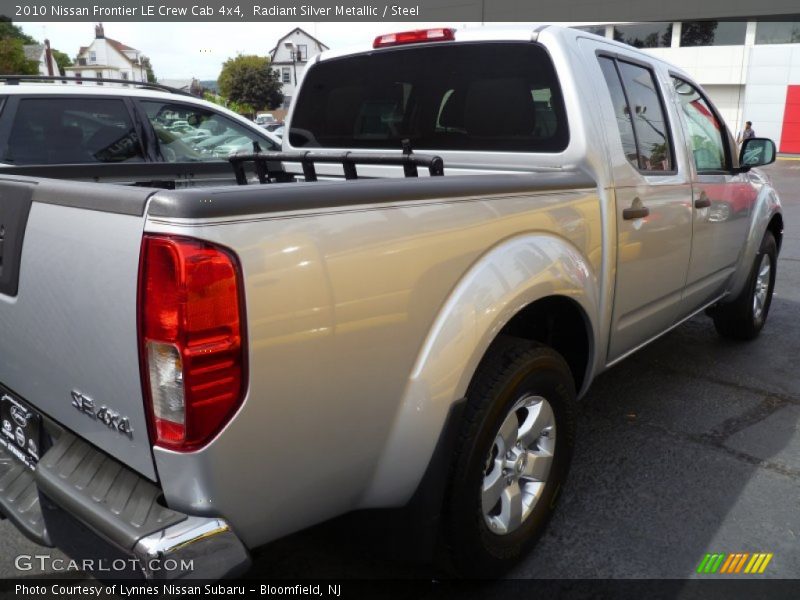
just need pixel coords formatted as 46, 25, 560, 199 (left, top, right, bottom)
669, 77, 757, 313
591, 51, 694, 362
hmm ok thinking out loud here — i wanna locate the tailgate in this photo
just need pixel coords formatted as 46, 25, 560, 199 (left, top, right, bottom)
0, 176, 157, 479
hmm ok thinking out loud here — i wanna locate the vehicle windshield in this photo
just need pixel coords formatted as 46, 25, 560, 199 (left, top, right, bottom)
290, 42, 569, 153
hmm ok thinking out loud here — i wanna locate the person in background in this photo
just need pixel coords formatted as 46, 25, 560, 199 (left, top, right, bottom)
737, 121, 756, 145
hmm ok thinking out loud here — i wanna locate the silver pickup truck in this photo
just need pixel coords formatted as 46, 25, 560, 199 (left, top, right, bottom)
0, 25, 783, 579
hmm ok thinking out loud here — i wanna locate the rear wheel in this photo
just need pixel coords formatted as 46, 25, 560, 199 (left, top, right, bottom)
711, 231, 777, 340
441, 338, 576, 577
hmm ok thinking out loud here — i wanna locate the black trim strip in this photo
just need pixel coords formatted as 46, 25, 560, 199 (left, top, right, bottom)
1, 161, 238, 180
0, 174, 158, 216
147, 172, 597, 220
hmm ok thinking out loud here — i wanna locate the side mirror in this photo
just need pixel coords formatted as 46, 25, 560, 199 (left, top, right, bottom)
739, 137, 776, 168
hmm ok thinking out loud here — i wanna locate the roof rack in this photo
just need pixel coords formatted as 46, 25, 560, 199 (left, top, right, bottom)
0, 75, 195, 96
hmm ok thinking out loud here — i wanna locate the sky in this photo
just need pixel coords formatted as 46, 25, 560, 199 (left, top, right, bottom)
15, 21, 477, 80
16, 21, 594, 80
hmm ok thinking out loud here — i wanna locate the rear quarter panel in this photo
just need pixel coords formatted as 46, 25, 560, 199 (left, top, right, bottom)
146, 181, 602, 547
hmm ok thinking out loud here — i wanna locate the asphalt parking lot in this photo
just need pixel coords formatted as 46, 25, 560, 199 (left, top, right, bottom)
1, 159, 798, 582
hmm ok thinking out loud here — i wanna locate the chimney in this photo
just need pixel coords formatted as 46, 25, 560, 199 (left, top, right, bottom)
44, 39, 54, 76
95, 23, 104, 39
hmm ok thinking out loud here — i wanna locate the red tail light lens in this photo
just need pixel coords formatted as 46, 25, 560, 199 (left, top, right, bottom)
373, 28, 456, 48
138, 235, 246, 451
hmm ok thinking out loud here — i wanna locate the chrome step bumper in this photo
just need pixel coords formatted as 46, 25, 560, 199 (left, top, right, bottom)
0, 423, 250, 580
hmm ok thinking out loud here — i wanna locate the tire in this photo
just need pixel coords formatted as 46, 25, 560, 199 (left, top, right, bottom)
711, 231, 777, 341
441, 337, 577, 577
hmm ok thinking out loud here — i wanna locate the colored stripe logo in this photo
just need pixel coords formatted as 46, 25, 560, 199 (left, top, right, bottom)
697, 552, 773, 574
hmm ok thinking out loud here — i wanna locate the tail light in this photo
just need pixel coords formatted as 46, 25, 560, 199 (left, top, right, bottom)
138, 234, 246, 451
373, 28, 456, 48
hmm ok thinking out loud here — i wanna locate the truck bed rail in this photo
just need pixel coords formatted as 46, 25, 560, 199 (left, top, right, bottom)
228, 149, 445, 184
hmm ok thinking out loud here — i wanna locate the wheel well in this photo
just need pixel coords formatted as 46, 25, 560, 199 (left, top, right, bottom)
768, 214, 784, 254
497, 296, 591, 391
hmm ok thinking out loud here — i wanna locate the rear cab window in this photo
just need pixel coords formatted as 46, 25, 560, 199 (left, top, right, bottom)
289, 42, 569, 153
2, 97, 144, 165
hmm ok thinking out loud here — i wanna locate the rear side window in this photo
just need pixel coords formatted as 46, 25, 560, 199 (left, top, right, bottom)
597, 56, 674, 172
140, 101, 279, 162
290, 42, 569, 152
3, 97, 143, 165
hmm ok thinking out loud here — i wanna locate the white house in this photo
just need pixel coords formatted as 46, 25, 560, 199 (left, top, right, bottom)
65, 24, 148, 84
574, 21, 800, 153
269, 28, 329, 108
22, 40, 59, 76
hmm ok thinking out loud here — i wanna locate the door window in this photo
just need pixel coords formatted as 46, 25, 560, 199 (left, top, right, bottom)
616, 61, 673, 172
597, 56, 674, 172
3, 97, 144, 165
671, 77, 728, 172
598, 57, 639, 167
140, 101, 279, 162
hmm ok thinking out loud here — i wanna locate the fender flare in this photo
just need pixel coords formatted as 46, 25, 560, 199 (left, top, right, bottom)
358, 233, 599, 508
725, 180, 782, 302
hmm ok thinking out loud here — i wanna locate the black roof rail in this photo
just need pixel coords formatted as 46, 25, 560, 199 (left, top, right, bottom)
0, 75, 195, 97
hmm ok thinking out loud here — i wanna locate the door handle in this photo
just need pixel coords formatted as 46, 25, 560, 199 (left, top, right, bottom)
694, 192, 711, 209
622, 197, 650, 220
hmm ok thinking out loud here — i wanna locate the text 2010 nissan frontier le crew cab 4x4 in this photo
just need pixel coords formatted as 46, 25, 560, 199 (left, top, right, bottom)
0, 25, 783, 579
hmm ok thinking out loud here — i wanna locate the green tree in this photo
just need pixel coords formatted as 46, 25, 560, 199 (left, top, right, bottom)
0, 16, 38, 74
0, 38, 39, 75
218, 55, 283, 115
140, 56, 156, 83
0, 17, 74, 76
0, 16, 37, 44
51, 49, 71, 75
203, 90, 254, 117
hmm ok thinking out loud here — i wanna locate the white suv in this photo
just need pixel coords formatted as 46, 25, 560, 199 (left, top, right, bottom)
0, 77, 281, 185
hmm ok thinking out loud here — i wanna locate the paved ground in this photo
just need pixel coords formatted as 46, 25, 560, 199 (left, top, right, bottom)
1, 160, 798, 581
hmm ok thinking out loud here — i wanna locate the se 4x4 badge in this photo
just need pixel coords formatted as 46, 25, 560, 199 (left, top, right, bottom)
71, 390, 134, 438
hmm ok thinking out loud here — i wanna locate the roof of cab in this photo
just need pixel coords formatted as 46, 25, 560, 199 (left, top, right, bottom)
313, 24, 690, 79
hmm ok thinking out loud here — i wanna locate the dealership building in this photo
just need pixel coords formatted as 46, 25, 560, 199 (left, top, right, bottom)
575, 21, 800, 153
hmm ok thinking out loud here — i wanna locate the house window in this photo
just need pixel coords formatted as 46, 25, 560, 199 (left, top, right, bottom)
297, 44, 308, 61
572, 25, 606, 37
282, 68, 291, 84
89, 51, 96, 63
680, 21, 747, 46
755, 22, 800, 44
613, 23, 673, 48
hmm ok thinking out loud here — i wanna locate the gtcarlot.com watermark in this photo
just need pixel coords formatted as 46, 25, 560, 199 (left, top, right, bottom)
15, 553, 193, 574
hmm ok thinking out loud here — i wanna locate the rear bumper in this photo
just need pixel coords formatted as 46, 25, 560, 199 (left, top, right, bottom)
0, 421, 250, 580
